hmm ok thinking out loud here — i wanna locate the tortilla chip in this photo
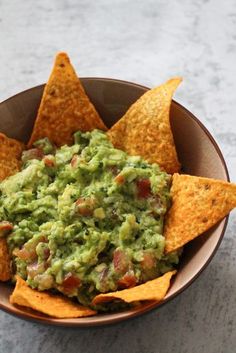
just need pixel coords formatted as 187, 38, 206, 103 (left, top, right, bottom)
107, 78, 181, 174
92, 270, 176, 305
0, 238, 11, 281
164, 174, 236, 253
28, 52, 107, 147
0, 133, 24, 181
0, 133, 23, 281
10, 275, 96, 318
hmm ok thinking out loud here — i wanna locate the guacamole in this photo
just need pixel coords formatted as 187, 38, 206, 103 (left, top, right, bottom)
0, 130, 179, 307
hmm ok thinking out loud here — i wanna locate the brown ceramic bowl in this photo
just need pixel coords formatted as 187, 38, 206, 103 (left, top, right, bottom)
0, 78, 229, 326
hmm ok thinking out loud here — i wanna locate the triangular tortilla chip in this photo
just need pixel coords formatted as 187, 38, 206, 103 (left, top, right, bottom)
0, 133, 24, 181
164, 173, 236, 253
92, 271, 176, 305
10, 276, 96, 318
0, 238, 11, 281
28, 52, 107, 147
107, 78, 182, 174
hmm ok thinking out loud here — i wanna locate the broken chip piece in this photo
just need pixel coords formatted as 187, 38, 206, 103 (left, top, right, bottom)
0, 133, 24, 282
10, 276, 96, 318
0, 133, 24, 181
107, 78, 182, 174
28, 52, 107, 148
164, 173, 236, 253
92, 270, 176, 305
0, 238, 11, 281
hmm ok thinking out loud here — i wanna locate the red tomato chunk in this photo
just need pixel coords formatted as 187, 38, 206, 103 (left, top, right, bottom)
114, 174, 125, 185
136, 178, 152, 198
43, 156, 55, 168
113, 249, 130, 274
75, 198, 96, 216
117, 271, 137, 288
62, 273, 81, 293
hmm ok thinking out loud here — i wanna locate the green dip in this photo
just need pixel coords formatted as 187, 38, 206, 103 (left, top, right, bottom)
0, 130, 179, 307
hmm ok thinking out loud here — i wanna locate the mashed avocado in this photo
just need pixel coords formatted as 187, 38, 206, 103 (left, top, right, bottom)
0, 130, 179, 307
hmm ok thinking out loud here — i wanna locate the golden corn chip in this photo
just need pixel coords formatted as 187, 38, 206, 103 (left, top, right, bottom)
0, 238, 11, 281
92, 270, 176, 305
28, 52, 107, 147
10, 276, 96, 318
0, 133, 24, 181
164, 173, 236, 253
107, 78, 182, 174
0, 133, 23, 282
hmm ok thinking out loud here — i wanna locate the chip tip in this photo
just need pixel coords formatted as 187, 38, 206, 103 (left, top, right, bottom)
55, 52, 70, 65
169, 76, 183, 82
166, 76, 183, 88
55, 51, 69, 58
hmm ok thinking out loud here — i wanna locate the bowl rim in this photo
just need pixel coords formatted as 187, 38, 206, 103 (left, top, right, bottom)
0, 77, 230, 327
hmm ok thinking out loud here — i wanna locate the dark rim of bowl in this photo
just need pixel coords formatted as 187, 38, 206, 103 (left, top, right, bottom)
0, 78, 230, 327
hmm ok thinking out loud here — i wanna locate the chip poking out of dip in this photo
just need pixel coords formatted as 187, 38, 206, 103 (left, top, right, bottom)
0, 129, 179, 308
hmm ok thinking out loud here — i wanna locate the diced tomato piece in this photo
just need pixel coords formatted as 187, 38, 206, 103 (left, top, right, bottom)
62, 272, 81, 293
136, 178, 151, 198
113, 249, 129, 274
43, 247, 50, 260
118, 271, 137, 288
40, 235, 48, 243
114, 174, 125, 185
43, 156, 55, 168
141, 252, 156, 270
71, 155, 79, 168
15, 247, 37, 261
0, 221, 13, 237
22, 148, 44, 163
77, 207, 92, 217
14, 235, 47, 261
75, 198, 96, 216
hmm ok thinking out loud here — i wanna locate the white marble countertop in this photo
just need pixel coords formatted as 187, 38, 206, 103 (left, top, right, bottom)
0, 1, 236, 352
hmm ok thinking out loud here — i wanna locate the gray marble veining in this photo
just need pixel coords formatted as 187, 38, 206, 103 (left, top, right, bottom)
0, 0, 236, 352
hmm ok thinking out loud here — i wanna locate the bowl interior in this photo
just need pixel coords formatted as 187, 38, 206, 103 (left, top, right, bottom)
0, 78, 228, 326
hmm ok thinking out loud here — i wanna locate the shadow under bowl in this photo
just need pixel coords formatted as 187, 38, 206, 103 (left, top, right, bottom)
0, 78, 229, 327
